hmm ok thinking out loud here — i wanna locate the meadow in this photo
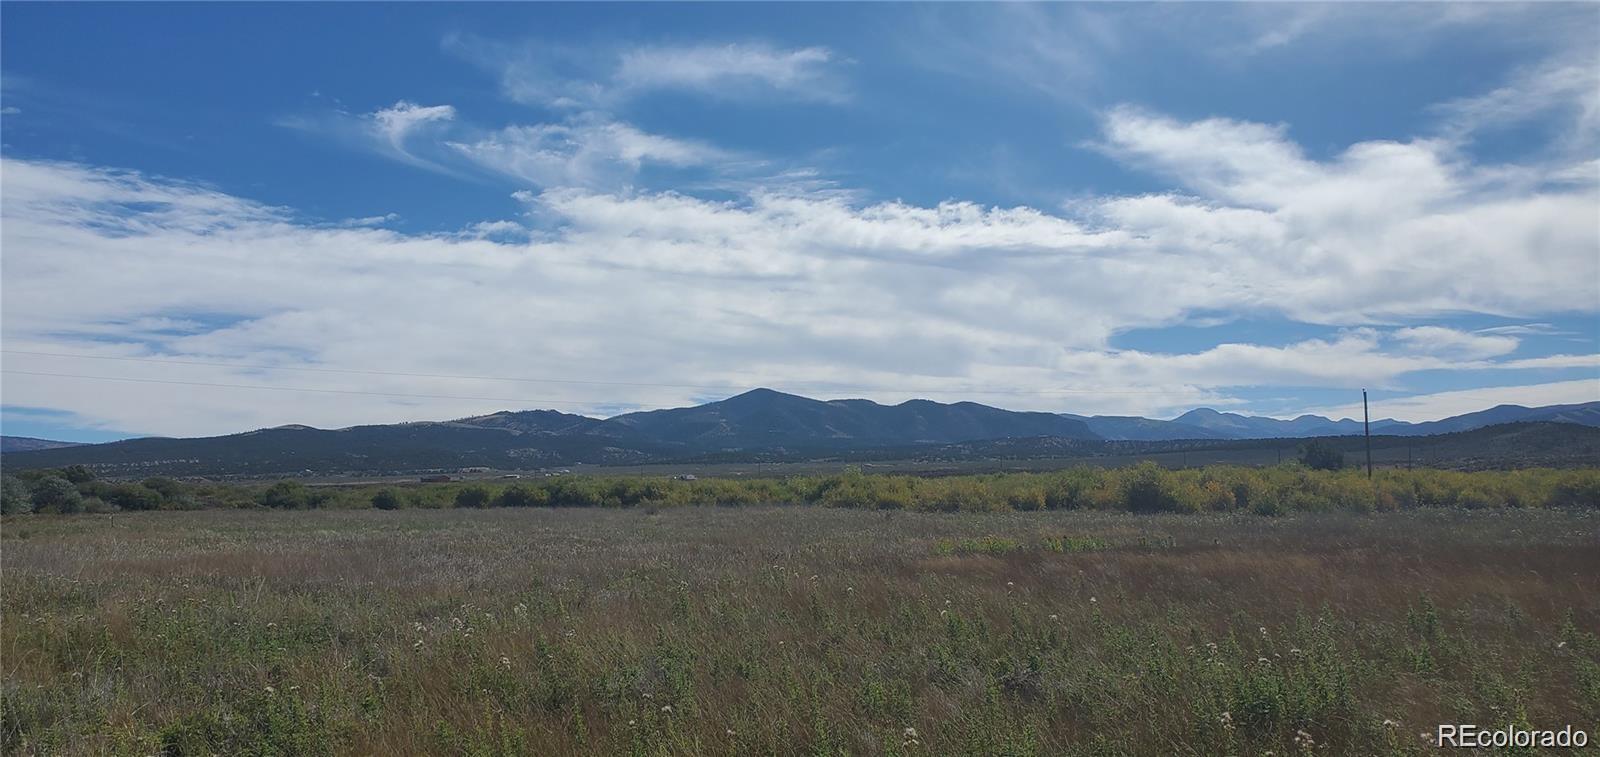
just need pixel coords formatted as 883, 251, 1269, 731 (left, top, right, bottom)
3, 503, 1598, 755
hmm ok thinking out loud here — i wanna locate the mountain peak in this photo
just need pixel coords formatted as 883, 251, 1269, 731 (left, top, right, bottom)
720, 387, 810, 404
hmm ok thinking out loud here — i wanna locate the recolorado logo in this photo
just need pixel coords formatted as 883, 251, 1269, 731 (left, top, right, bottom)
1437, 724, 1588, 749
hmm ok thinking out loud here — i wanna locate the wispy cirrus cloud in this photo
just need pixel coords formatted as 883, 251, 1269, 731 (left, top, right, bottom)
1392, 326, 1519, 361
1475, 323, 1577, 337
444, 34, 848, 109
368, 101, 456, 163
615, 44, 845, 102
290, 34, 846, 194
285, 100, 740, 192
1432, 52, 1600, 156
448, 119, 730, 189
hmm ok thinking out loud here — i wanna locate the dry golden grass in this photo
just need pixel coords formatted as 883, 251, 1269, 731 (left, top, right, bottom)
4, 507, 1598, 755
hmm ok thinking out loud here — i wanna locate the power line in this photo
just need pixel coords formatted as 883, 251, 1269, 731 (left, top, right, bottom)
0, 349, 1220, 397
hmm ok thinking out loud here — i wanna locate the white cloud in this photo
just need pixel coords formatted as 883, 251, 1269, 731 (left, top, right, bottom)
457, 219, 531, 241
336, 213, 400, 228
1091, 107, 1599, 322
900, 4, 1120, 105
449, 120, 727, 188
367, 101, 456, 164
1492, 354, 1600, 371
1433, 53, 1600, 150
1475, 322, 1568, 336
1391, 326, 1518, 360
445, 35, 845, 108
1305, 380, 1599, 423
4, 94, 1598, 435
615, 44, 844, 102
320, 100, 754, 192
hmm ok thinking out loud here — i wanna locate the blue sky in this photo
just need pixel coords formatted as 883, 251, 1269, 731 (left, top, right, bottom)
2, 3, 1597, 441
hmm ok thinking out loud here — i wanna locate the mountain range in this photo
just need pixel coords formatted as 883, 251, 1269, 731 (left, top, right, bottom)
2, 390, 1595, 476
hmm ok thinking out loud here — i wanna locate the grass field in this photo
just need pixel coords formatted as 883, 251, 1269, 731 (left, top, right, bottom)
4, 506, 1598, 755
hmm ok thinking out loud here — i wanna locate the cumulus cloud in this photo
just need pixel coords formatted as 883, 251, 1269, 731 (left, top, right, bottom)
3, 118, 1594, 435
1091, 106, 1599, 322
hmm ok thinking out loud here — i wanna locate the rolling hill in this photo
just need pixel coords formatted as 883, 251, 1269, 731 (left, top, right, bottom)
0, 389, 1097, 476
3, 392, 1595, 477
0, 436, 85, 454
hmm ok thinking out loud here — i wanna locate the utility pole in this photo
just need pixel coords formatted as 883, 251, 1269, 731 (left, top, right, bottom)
1363, 389, 1373, 479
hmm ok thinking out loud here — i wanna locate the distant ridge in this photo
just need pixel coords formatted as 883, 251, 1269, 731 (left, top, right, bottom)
1150, 401, 1600, 440
0, 436, 85, 454
3, 392, 1595, 476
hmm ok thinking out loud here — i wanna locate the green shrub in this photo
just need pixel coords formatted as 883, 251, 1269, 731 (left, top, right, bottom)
9, 462, 1599, 517
258, 481, 314, 509
1548, 471, 1600, 508
1, 476, 33, 515
1298, 440, 1347, 471
371, 489, 402, 510
30, 476, 84, 514
495, 484, 548, 508
106, 483, 163, 511
141, 477, 185, 499
1124, 462, 1182, 513
454, 485, 492, 509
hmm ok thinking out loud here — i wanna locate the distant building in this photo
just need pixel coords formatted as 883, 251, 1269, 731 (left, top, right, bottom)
461, 467, 491, 474
675, 474, 698, 481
